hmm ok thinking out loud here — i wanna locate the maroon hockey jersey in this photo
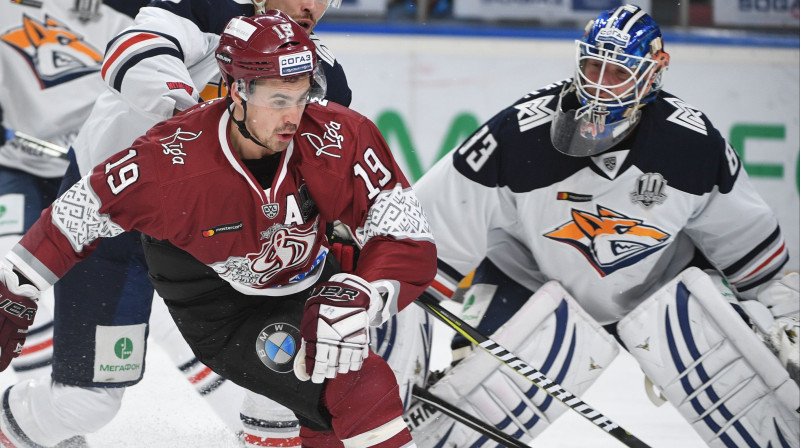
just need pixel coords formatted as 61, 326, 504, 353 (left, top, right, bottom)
10, 98, 436, 311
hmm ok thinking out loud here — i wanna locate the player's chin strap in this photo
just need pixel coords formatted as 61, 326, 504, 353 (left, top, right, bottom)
226, 96, 269, 150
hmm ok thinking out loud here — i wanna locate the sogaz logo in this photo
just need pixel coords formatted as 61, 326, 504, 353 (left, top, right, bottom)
279, 50, 312, 76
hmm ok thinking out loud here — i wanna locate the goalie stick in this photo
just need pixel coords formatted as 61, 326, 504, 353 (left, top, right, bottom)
411, 385, 531, 448
414, 293, 652, 448
3, 129, 69, 160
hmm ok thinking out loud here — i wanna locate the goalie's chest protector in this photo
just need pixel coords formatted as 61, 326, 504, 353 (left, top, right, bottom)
452, 85, 751, 323
138, 99, 357, 295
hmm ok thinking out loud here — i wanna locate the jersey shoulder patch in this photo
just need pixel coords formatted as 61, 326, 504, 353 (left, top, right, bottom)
450, 80, 585, 192
633, 92, 739, 195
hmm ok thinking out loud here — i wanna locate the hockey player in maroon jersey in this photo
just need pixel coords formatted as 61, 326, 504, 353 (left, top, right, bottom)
0, 11, 435, 447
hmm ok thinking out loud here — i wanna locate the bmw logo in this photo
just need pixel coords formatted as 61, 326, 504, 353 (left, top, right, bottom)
255, 322, 300, 373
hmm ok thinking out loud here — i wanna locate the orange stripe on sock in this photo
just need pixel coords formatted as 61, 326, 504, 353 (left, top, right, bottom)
188, 366, 213, 384
0, 430, 19, 448
243, 434, 301, 447
20, 338, 53, 356
430, 279, 453, 298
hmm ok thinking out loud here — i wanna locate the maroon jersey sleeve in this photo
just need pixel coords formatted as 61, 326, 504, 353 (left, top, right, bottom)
336, 116, 436, 312
11, 143, 165, 289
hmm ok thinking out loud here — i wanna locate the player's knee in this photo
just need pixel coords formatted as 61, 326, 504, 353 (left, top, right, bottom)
324, 354, 410, 446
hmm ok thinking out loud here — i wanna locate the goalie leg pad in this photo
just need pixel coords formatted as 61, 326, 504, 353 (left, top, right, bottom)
617, 267, 800, 448
411, 281, 619, 447
371, 304, 432, 408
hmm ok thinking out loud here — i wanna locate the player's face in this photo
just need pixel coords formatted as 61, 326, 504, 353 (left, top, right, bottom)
265, 0, 329, 33
240, 77, 310, 155
581, 59, 636, 98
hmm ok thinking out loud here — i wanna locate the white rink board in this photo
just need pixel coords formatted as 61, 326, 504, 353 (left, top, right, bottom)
321, 32, 800, 272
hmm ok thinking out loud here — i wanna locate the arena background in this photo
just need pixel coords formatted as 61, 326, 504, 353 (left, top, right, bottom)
2, 1, 797, 446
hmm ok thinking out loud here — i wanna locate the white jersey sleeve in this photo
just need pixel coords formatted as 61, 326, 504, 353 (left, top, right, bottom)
100, 6, 220, 121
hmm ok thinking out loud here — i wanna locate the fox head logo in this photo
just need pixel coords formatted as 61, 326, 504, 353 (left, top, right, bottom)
544, 205, 670, 277
1, 14, 102, 89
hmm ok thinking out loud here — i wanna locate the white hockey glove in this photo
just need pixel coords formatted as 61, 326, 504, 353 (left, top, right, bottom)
757, 272, 799, 384
0, 263, 39, 372
294, 273, 383, 383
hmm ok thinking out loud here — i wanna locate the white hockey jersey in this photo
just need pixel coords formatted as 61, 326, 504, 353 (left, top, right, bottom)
70, 0, 351, 175
0, 0, 137, 177
415, 80, 789, 325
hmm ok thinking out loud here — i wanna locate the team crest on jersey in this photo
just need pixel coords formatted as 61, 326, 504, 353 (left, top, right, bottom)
631, 173, 668, 208
544, 205, 670, 277
1, 14, 102, 89
603, 156, 616, 171
255, 322, 299, 373
302, 121, 344, 158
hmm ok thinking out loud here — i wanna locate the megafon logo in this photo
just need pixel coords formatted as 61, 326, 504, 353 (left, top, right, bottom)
114, 337, 133, 360
1, 14, 103, 89
544, 205, 670, 277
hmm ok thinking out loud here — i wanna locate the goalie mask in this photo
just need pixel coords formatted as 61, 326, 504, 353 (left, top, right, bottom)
215, 11, 327, 109
551, 4, 670, 157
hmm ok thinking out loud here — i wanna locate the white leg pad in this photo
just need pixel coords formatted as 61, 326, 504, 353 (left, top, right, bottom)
1, 378, 123, 446
617, 267, 800, 448
410, 281, 618, 447
371, 304, 432, 408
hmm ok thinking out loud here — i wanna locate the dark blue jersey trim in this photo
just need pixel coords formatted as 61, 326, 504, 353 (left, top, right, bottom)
722, 225, 782, 277
112, 47, 184, 92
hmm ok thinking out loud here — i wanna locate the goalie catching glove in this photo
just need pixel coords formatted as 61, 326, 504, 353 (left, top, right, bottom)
295, 273, 383, 383
0, 263, 39, 371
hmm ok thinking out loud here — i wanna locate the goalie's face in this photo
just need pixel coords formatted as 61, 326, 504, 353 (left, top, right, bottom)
580, 58, 637, 100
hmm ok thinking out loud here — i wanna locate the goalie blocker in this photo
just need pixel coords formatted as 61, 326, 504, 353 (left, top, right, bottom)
617, 267, 799, 448
409, 279, 619, 447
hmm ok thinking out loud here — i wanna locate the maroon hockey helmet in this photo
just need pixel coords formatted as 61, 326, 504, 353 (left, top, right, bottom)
215, 10, 326, 107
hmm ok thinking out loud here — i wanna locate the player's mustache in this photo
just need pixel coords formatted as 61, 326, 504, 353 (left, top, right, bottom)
277, 124, 298, 134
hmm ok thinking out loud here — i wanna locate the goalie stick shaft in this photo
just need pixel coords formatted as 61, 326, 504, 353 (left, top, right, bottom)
415, 293, 652, 448
3, 129, 69, 160
411, 385, 531, 448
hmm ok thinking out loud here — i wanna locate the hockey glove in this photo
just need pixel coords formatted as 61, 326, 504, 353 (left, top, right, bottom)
757, 272, 800, 384
295, 273, 382, 383
0, 264, 39, 372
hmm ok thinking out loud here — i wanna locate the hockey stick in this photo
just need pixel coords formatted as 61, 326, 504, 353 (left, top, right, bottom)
415, 293, 652, 448
411, 385, 531, 448
3, 129, 69, 160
